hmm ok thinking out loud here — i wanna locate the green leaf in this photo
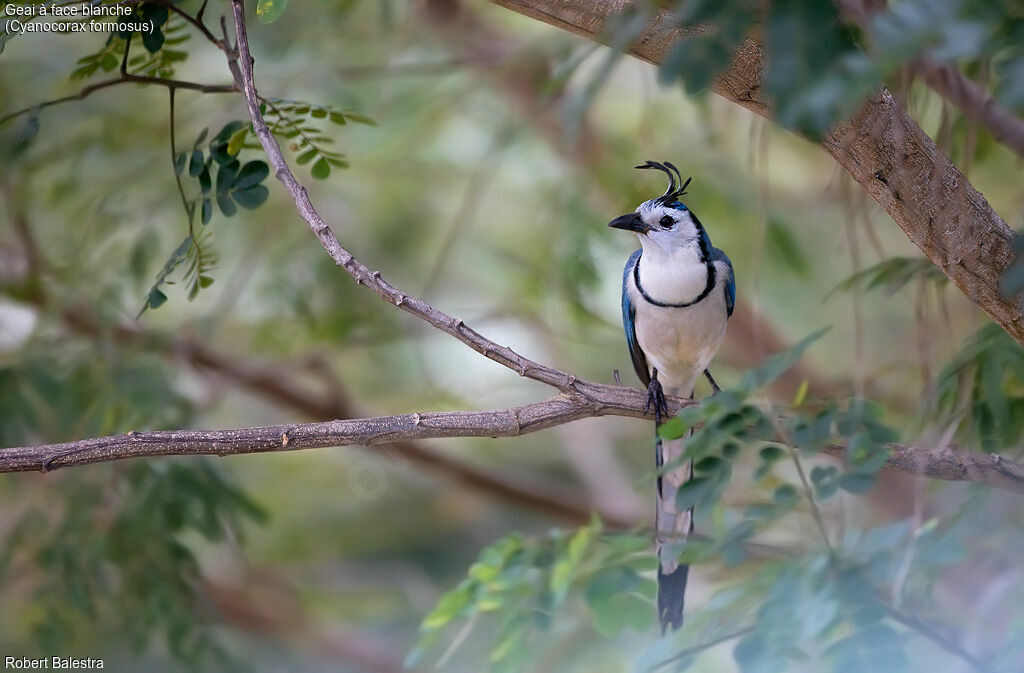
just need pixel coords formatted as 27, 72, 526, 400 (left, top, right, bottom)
343, 112, 376, 126
146, 288, 167, 310
226, 127, 248, 156
675, 476, 713, 511
296, 148, 318, 165
810, 465, 836, 484
311, 157, 331, 180
231, 185, 269, 210
740, 327, 829, 393
232, 161, 269, 190
256, 0, 289, 24
201, 199, 212, 225
421, 581, 473, 631
773, 484, 798, 505
198, 165, 212, 195
142, 26, 165, 54
216, 192, 237, 217
188, 150, 203, 177
694, 456, 726, 475
828, 257, 946, 299
837, 473, 876, 494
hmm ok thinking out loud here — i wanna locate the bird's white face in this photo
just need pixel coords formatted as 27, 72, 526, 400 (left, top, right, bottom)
636, 200, 702, 252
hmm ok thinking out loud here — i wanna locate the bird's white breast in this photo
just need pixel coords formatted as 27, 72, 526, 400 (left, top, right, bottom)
628, 253, 730, 396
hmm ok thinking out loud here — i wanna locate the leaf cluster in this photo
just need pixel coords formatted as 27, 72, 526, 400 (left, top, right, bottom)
70, 8, 190, 81
654, 0, 1024, 137
407, 518, 658, 671
0, 459, 265, 665
935, 323, 1024, 450
260, 98, 375, 180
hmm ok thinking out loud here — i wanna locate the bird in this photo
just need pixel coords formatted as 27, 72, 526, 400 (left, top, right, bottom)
608, 160, 735, 632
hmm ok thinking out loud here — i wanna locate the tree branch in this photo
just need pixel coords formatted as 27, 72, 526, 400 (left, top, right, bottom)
821, 442, 1024, 496
226, 0, 585, 392
0, 385, 684, 473
55, 305, 638, 527
910, 56, 1024, 159
3, 389, 1023, 495
4, 277, 1021, 495
0, 74, 236, 126
837, 0, 1024, 161
486, 0, 1024, 346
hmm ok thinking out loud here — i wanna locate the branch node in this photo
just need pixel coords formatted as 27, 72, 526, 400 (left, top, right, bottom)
508, 409, 522, 435
280, 431, 290, 447
412, 413, 422, 426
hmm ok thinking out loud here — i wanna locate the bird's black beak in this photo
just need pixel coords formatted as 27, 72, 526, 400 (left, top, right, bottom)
608, 212, 651, 234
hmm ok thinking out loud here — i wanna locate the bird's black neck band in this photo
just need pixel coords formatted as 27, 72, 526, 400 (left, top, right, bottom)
633, 249, 717, 309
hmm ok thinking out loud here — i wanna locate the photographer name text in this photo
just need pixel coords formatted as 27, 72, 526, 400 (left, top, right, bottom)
4, 658, 103, 670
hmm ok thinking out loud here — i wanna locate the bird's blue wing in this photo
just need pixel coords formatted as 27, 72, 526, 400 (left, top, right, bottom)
711, 247, 736, 318
622, 249, 651, 387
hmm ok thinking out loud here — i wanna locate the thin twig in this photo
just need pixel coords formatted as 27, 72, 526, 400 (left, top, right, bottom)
885, 604, 995, 673
1, 75, 236, 126
773, 415, 834, 553
150, 0, 222, 48
168, 88, 195, 232
652, 626, 755, 670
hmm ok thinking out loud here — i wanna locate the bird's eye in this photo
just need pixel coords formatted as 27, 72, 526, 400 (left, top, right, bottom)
659, 215, 675, 229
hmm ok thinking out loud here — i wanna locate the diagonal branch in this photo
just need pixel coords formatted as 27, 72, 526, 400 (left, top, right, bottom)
226, 0, 582, 393
487, 0, 1024, 346
910, 56, 1024, 160
837, 0, 1024, 160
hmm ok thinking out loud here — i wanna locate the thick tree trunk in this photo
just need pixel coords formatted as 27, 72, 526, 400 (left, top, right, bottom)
489, 0, 1024, 345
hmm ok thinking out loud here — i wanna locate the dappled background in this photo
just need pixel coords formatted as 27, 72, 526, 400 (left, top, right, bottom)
1, 1, 1023, 672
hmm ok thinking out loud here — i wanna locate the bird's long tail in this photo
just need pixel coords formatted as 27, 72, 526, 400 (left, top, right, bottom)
655, 431, 694, 632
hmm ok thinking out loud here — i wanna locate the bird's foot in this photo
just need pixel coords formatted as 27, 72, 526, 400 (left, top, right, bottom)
644, 377, 669, 424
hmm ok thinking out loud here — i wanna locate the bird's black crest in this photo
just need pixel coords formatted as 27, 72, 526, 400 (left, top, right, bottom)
635, 160, 692, 206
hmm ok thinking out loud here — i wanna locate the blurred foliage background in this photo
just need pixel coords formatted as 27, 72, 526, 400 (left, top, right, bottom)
1, 0, 1023, 672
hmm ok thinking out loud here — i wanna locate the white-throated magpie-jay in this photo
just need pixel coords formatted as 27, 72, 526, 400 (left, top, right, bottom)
609, 161, 735, 632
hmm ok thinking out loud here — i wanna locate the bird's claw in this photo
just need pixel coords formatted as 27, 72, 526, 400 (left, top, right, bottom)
644, 378, 669, 424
